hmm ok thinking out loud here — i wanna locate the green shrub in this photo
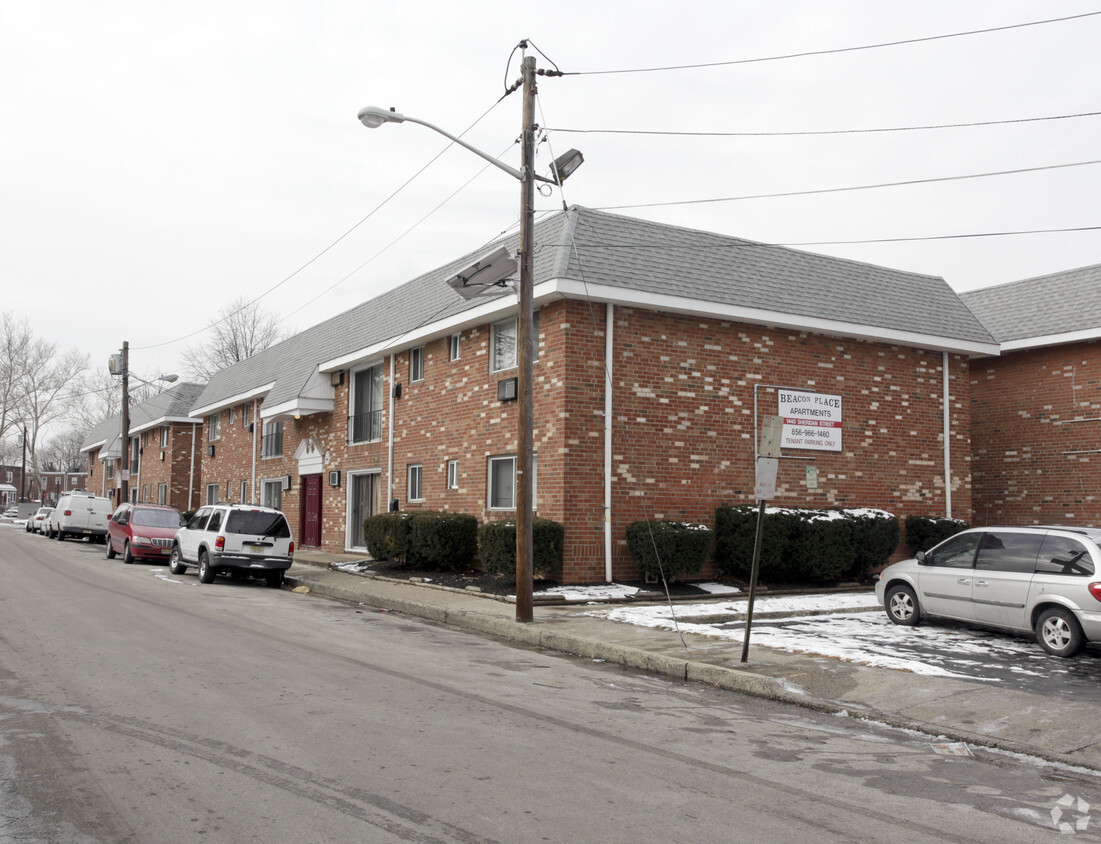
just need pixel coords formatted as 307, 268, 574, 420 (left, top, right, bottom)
477, 517, 565, 578
363, 511, 415, 563
713, 505, 900, 583
905, 516, 970, 553
409, 511, 478, 571
626, 520, 713, 581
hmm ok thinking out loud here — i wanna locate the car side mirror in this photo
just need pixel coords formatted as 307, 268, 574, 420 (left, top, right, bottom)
916, 550, 927, 565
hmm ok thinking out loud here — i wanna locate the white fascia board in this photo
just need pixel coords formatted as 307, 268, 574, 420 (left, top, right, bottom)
80, 439, 108, 454
128, 415, 202, 436
260, 396, 334, 421
552, 280, 1001, 356
317, 292, 535, 373
999, 327, 1101, 353
189, 382, 275, 419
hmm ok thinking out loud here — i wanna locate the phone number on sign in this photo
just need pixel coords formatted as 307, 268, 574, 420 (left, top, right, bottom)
791, 428, 834, 438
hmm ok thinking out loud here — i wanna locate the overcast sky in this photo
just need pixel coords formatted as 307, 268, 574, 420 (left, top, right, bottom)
4, 1, 1099, 382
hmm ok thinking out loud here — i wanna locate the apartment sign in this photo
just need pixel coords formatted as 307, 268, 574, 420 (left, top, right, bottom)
778, 390, 843, 452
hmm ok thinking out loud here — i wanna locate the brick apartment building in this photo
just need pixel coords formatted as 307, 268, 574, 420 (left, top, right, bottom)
963, 265, 1101, 525
0, 466, 87, 505
80, 382, 206, 512
187, 206, 995, 583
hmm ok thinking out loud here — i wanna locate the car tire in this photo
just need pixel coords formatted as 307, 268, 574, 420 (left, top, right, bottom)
885, 583, 921, 626
106, 538, 116, 559
198, 551, 216, 584
169, 546, 187, 575
123, 542, 134, 564
1036, 607, 1084, 657
56, 529, 64, 542
265, 570, 284, 589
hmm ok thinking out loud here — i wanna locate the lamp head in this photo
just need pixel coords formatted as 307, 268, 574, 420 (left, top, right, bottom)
358, 106, 404, 129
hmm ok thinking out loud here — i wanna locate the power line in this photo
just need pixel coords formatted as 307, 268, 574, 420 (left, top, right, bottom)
565, 11, 1101, 76
547, 109, 1101, 138
593, 159, 1101, 212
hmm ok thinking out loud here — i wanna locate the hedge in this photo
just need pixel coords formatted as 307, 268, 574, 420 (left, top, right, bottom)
904, 516, 970, 553
713, 505, 899, 583
626, 520, 712, 581
477, 517, 565, 578
362, 510, 477, 571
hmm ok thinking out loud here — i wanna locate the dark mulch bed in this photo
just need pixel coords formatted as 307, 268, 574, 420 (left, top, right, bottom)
337, 558, 752, 599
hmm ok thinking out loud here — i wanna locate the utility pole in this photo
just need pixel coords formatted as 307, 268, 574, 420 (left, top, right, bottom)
515, 54, 537, 623
120, 340, 130, 504
20, 426, 27, 501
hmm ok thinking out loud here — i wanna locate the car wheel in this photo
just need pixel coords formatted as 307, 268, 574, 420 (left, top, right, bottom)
169, 546, 187, 575
1036, 607, 1084, 657
106, 538, 116, 559
885, 583, 921, 626
123, 542, 134, 564
56, 529, 64, 542
265, 570, 284, 589
198, 551, 216, 584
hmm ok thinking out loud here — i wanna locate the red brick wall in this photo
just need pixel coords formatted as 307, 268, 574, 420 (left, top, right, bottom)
194, 300, 974, 583
971, 340, 1101, 525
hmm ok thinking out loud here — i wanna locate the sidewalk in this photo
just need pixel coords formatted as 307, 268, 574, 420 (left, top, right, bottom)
286, 551, 1101, 771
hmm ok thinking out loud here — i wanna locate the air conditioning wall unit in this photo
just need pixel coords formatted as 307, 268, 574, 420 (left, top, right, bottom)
329, 470, 341, 487
282, 475, 292, 491
207, 445, 215, 457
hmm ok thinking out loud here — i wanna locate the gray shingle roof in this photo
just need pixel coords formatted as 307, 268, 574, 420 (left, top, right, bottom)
191, 206, 994, 414
959, 263, 1101, 344
80, 382, 206, 453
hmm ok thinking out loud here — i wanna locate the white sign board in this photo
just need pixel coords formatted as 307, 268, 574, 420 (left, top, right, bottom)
778, 390, 843, 452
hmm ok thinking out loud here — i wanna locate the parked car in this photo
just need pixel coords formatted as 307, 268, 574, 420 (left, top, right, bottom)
170, 503, 294, 587
106, 503, 184, 564
2, 507, 18, 519
876, 525, 1101, 657
48, 492, 112, 542
26, 506, 53, 534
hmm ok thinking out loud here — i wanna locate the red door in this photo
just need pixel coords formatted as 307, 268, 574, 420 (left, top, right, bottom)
302, 474, 322, 547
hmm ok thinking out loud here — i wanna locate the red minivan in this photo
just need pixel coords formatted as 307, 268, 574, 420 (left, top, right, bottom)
106, 503, 184, 564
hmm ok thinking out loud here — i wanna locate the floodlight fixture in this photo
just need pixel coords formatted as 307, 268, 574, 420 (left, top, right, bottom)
445, 246, 518, 300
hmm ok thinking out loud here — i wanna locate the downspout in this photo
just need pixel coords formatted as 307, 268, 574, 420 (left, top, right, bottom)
188, 425, 196, 509
943, 351, 952, 520
388, 354, 396, 510
251, 398, 258, 504
604, 303, 614, 583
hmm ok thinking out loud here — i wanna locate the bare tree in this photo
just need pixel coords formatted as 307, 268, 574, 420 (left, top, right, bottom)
37, 428, 87, 473
0, 313, 33, 446
182, 298, 288, 382
21, 342, 89, 496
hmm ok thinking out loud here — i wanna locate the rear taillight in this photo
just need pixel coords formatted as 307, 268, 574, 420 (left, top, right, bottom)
215, 535, 225, 550
288, 541, 294, 556
64, 509, 72, 516
1089, 583, 1101, 603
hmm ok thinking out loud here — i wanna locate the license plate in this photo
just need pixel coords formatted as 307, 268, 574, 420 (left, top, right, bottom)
160, 548, 171, 555
246, 544, 265, 553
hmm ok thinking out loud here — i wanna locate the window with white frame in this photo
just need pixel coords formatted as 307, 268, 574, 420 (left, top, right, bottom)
262, 478, 282, 510
241, 480, 249, 504
208, 414, 221, 441
242, 402, 252, 429
160, 425, 169, 448
350, 364, 384, 443
157, 483, 167, 505
106, 462, 115, 480
407, 464, 423, 502
490, 312, 539, 372
449, 333, 461, 361
488, 454, 537, 510
410, 346, 425, 382
205, 483, 219, 505
446, 459, 458, 490
261, 419, 283, 458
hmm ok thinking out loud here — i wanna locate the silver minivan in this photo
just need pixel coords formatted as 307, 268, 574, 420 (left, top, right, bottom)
876, 526, 1101, 657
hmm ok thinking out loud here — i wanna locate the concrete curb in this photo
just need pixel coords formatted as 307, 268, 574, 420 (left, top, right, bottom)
285, 573, 1099, 772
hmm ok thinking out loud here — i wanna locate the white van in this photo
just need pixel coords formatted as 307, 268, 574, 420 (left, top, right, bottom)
49, 492, 112, 542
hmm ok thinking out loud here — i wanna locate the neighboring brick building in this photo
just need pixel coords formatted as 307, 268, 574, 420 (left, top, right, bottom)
80, 382, 206, 512
0, 466, 86, 505
188, 206, 995, 582
963, 265, 1101, 526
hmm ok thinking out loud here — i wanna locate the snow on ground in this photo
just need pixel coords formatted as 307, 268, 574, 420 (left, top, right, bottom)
583, 592, 1052, 679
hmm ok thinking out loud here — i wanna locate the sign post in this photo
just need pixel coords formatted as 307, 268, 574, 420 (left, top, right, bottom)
742, 415, 781, 663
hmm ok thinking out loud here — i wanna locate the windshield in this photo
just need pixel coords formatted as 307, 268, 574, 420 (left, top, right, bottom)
133, 508, 183, 528
225, 510, 290, 538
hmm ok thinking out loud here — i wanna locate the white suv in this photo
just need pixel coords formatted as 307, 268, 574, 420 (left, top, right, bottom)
170, 503, 294, 587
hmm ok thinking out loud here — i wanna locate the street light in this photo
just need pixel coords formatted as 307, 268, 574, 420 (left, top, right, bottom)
358, 55, 581, 622
109, 341, 177, 504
